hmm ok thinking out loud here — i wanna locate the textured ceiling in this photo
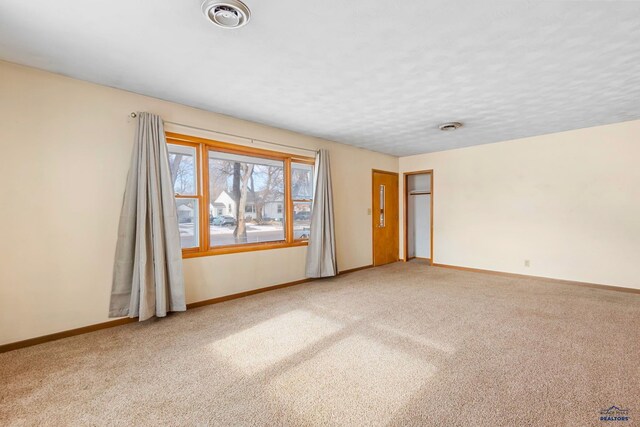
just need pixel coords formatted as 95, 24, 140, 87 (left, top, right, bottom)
1, 1, 639, 156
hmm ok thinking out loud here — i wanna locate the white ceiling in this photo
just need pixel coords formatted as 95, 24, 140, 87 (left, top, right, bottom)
1, 1, 639, 156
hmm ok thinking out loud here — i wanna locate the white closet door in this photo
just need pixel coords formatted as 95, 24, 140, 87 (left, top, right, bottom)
413, 194, 430, 258
407, 195, 416, 258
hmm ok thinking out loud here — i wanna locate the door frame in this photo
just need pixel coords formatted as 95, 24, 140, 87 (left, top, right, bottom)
371, 169, 400, 266
403, 170, 434, 265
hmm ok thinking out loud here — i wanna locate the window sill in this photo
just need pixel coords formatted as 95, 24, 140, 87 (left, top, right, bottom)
182, 240, 309, 258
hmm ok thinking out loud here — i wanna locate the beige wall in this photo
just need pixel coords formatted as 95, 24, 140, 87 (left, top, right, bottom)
0, 61, 398, 345
399, 120, 640, 289
3, 59, 638, 346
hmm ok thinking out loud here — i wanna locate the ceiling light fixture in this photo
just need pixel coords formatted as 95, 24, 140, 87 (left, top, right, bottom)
201, 0, 251, 29
438, 122, 463, 131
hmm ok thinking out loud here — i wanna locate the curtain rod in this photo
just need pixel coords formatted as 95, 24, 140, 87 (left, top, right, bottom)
130, 112, 318, 154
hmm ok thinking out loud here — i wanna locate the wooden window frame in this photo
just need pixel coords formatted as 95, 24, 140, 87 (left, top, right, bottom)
166, 132, 315, 258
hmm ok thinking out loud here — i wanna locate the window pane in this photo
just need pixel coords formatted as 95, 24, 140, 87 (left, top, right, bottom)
209, 151, 285, 246
168, 144, 197, 195
294, 201, 312, 240
176, 198, 199, 248
292, 163, 314, 200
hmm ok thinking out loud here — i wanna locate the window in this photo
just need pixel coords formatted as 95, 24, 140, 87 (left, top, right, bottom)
291, 163, 314, 240
168, 143, 200, 250
209, 151, 285, 247
166, 132, 315, 256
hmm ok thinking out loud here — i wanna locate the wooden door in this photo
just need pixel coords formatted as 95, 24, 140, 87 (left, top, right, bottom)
372, 170, 399, 266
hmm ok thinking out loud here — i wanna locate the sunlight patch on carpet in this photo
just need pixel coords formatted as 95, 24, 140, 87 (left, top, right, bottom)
208, 309, 343, 374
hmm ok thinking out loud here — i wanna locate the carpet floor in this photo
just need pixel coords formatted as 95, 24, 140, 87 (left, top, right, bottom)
1, 262, 639, 426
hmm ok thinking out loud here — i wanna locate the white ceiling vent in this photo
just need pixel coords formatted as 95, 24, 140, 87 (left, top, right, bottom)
202, 0, 251, 29
438, 122, 463, 131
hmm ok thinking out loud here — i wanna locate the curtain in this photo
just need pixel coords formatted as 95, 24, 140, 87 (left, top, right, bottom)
109, 112, 186, 320
305, 149, 337, 277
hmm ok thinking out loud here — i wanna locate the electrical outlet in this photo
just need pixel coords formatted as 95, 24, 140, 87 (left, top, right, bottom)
367, 208, 372, 215
524, 259, 530, 267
